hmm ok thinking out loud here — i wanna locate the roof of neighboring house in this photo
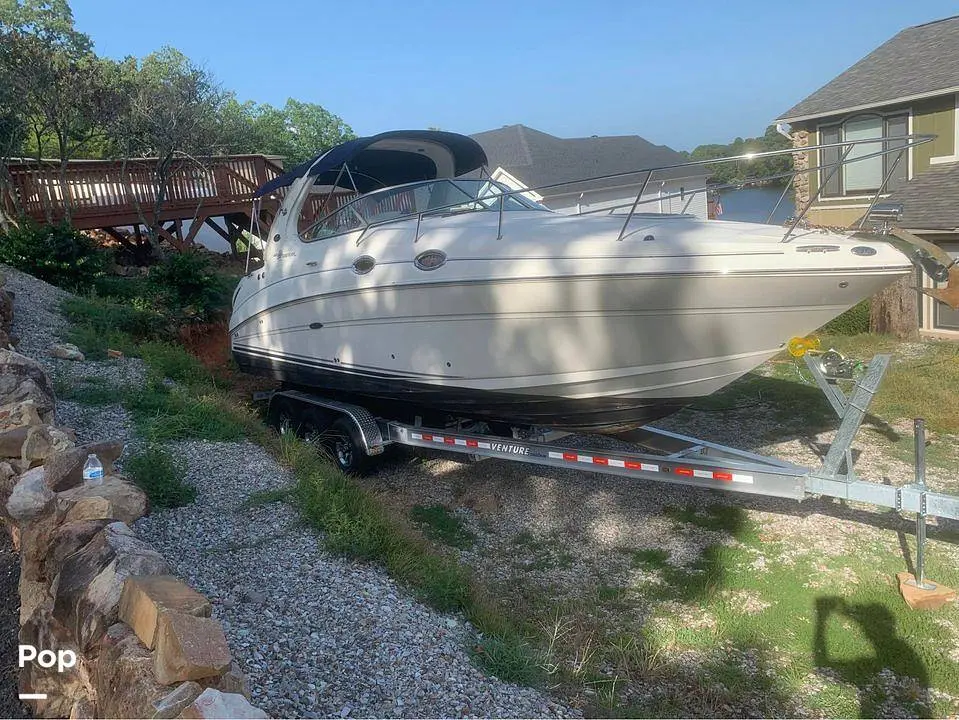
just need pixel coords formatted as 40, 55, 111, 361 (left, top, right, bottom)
888, 161, 959, 230
469, 124, 705, 197
777, 15, 959, 123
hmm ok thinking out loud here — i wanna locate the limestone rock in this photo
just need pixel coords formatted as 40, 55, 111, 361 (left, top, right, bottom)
21, 424, 54, 467
153, 681, 204, 719
69, 698, 95, 719
58, 476, 148, 525
54, 522, 170, 652
19, 605, 86, 719
154, 612, 232, 684
0, 425, 30, 457
120, 575, 212, 649
0, 398, 44, 431
0, 349, 55, 423
177, 689, 268, 719
6, 466, 53, 521
18, 577, 49, 625
203, 662, 251, 699
96, 623, 170, 719
0, 459, 16, 509
44, 440, 125, 492
45, 519, 112, 582
48, 342, 85, 361
48, 426, 75, 454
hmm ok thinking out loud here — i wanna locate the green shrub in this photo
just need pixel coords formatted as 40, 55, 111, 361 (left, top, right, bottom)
124, 445, 197, 509
0, 221, 109, 290
819, 299, 871, 335
148, 252, 235, 324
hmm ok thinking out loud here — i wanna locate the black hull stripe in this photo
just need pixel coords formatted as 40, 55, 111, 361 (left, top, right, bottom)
233, 348, 687, 433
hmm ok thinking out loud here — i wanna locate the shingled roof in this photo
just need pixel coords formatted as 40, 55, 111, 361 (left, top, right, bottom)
887, 161, 959, 230
470, 125, 704, 196
778, 15, 959, 123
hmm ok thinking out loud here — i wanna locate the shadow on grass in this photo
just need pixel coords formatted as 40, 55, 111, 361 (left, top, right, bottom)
814, 597, 930, 719
687, 372, 901, 447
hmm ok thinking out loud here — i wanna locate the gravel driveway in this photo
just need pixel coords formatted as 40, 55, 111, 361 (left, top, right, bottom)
2, 265, 578, 717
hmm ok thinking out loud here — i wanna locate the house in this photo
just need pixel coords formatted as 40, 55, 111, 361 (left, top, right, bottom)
776, 15, 959, 338
470, 124, 709, 218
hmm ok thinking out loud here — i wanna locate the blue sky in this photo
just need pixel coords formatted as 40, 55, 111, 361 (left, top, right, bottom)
72, 0, 958, 151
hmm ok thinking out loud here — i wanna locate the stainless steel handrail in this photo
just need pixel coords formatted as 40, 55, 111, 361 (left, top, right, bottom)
294, 134, 935, 245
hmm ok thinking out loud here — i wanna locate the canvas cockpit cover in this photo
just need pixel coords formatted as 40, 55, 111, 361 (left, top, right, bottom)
253, 130, 488, 197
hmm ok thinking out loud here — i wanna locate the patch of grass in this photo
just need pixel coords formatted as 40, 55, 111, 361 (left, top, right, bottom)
61, 295, 168, 344
818, 299, 871, 335
53, 374, 126, 406
125, 383, 247, 442
138, 341, 211, 387
471, 632, 545, 685
242, 487, 292, 509
409, 504, 476, 549
124, 445, 197, 509
64, 322, 140, 361
631, 548, 670, 570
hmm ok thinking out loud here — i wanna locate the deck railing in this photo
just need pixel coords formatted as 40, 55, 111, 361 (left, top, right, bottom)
2, 154, 286, 228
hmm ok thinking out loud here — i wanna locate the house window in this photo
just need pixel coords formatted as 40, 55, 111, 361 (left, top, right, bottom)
819, 113, 908, 197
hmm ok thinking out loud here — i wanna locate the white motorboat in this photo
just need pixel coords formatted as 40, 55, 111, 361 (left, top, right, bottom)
229, 130, 946, 433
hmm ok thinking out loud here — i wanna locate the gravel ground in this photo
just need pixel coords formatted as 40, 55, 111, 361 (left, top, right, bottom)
136, 441, 575, 718
3, 265, 577, 717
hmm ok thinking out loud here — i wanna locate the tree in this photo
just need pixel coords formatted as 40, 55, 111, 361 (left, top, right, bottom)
217, 96, 354, 165
689, 125, 793, 187
0, 1, 123, 223
112, 47, 226, 256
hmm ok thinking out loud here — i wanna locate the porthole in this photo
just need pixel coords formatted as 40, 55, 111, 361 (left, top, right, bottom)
851, 246, 877, 256
414, 249, 447, 271
352, 255, 376, 275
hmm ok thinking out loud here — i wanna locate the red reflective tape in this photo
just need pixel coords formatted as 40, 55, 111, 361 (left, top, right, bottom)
444, 437, 456, 445
676, 467, 694, 477
562, 452, 577, 462
624, 460, 643, 470
466, 439, 478, 448
422, 434, 433, 441
713, 471, 733, 482
592, 457, 609, 466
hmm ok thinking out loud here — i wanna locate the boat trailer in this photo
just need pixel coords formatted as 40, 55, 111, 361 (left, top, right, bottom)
266, 351, 958, 606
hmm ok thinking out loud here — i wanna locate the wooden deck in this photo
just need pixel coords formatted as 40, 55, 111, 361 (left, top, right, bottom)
3, 154, 287, 250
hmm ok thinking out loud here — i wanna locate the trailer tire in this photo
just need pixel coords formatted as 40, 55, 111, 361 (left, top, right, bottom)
325, 417, 370, 475
268, 396, 301, 436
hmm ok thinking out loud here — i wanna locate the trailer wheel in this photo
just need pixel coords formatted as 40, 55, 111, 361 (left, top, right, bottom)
268, 397, 301, 436
325, 417, 370, 475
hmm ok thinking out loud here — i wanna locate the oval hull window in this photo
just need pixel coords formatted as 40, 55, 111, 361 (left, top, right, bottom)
352, 255, 376, 275
414, 249, 447, 271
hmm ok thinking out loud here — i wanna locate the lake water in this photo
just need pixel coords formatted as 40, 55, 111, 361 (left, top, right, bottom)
717, 186, 794, 225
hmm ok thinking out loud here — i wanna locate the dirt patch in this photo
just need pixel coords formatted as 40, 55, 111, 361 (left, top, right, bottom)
179, 321, 232, 370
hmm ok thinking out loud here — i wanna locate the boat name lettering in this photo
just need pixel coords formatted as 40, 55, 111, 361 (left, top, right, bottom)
489, 442, 529, 455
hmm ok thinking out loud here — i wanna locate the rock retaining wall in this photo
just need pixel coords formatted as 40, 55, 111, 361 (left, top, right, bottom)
0, 273, 269, 719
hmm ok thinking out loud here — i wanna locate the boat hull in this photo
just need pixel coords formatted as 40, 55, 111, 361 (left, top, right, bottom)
231, 263, 908, 432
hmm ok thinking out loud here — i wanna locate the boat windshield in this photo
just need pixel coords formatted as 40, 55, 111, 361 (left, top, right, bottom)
304, 178, 549, 242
